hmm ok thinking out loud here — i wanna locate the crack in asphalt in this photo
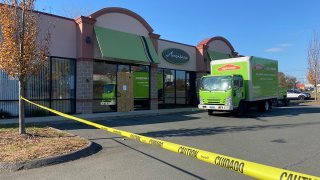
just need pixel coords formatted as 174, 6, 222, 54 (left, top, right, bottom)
283, 151, 320, 169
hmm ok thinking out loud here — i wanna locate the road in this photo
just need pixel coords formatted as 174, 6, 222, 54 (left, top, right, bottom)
1, 105, 320, 179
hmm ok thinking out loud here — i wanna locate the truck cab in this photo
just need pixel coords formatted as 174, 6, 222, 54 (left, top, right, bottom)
198, 74, 245, 115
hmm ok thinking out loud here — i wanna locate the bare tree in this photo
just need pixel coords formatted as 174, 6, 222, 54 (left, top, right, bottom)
0, 0, 51, 134
278, 72, 286, 87
307, 31, 320, 101
285, 75, 298, 89
278, 72, 298, 89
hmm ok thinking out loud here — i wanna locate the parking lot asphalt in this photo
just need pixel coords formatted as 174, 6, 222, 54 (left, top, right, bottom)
1, 104, 320, 179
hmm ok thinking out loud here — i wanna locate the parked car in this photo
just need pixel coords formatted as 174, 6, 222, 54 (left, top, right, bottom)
287, 89, 311, 100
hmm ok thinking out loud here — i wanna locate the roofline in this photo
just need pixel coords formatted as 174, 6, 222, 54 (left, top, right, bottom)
89, 7, 154, 34
159, 38, 195, 48
197, 36, 235, 52
0, 3, 75, 22
36, 10, 75, 22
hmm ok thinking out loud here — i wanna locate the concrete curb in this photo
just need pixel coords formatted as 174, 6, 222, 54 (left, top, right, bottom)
0, 141, 101, 172
0, 108, 203, 125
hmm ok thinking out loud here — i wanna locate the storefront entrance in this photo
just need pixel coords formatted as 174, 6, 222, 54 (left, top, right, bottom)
93, 61, 150, 113
117, 72, 134, 112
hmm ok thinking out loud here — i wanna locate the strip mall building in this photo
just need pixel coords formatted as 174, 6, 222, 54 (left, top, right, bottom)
0, 7, 239, 116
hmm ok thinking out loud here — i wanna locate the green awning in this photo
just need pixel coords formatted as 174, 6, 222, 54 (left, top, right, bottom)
94, 26, 159, 64
207, 50, 232, 60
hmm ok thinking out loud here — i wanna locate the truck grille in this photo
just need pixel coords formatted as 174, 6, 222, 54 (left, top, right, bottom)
206, 98, 225, 105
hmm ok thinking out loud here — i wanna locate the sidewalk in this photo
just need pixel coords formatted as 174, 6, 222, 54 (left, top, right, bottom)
0, 108, 202, 125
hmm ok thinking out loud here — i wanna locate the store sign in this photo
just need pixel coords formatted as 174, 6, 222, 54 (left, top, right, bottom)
162, 48, 190, 64
254, 64, 264, 70
218, 64, 241, 71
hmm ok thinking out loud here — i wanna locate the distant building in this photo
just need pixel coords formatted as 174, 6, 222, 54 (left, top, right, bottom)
296, 83, 305, 90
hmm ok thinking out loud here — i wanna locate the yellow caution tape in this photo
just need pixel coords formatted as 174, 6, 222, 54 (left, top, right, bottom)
21, 97, 319, 180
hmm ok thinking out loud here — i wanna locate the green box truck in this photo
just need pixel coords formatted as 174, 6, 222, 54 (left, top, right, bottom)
198, 56, 288, 115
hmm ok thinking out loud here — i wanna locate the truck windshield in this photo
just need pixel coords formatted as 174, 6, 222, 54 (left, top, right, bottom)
200, 76, 232, 91
103, 84, 115, 93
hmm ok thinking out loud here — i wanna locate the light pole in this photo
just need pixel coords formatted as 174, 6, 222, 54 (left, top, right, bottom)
315, 62, 318, 101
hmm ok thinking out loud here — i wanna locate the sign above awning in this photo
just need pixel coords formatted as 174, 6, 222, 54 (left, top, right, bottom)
94, 26, 159, 64
207, 50, 232, 60
162, 48, 190, 64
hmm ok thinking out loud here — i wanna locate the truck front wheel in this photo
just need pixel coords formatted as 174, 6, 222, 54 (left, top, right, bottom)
208, 110, 214, 116
235, 101, 247, 116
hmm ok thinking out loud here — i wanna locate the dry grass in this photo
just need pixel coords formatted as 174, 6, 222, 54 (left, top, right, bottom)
0, 126, 88, 163
310, 92, 320, 99
300, 100, 320, 106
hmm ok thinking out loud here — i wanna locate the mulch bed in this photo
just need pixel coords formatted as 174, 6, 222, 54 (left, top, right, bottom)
0, 126, 88, 163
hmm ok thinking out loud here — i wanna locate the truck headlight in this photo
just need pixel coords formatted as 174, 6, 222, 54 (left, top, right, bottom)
226, 96, 232, 106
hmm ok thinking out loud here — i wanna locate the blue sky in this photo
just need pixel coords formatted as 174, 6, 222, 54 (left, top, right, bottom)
35, 0, 320, 83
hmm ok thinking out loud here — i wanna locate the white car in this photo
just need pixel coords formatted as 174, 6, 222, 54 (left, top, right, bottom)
287, 89, 311, 100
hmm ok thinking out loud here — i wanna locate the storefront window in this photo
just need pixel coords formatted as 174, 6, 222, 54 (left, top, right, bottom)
176, 70, 186, 104
93, 61, 117, 113
26, 64, 50, 116
158, 68, 195, 108
164, 69, 175, 104
118, 65, 130, 72
51, 57, 76, 113
0, 57, 76, 116
158, 69, 164, 104
186, 72, 190, 104
132, 65, 150, 110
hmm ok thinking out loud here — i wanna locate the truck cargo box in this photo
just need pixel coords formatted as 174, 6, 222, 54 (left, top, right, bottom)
210, 56, 278, 101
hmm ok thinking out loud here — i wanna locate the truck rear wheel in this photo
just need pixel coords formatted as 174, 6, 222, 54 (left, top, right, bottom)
283, 99, 290, 106
258, 100, 270, 112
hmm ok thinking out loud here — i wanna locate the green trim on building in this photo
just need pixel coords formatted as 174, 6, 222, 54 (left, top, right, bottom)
207, 50, 232, 60
143, 37, 159, 63
94, 26, 159, 64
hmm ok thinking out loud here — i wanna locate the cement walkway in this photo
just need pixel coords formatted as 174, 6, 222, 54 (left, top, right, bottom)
0, 108, 202, 125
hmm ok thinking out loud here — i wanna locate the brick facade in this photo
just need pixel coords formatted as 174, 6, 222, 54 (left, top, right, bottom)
76, 60, 93, 114
150, 63, 159, 110
75, 16, 95, 114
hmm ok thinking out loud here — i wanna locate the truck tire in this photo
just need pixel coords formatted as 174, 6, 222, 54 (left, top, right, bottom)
298, 95, 305, 100
283, 99, 290, 106
208, 110, 214, 116
258, 100, 270, 112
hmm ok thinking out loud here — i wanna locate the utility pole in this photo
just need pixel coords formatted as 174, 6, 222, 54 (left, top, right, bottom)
315, 63, 318, 101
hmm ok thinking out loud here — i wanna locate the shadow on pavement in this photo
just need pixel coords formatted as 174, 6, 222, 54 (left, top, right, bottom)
140, 121, 320, 138
49, 106, 320, 133
211, 105, 320, 119
50, 112, 201, 131
113, 139, 206, 180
